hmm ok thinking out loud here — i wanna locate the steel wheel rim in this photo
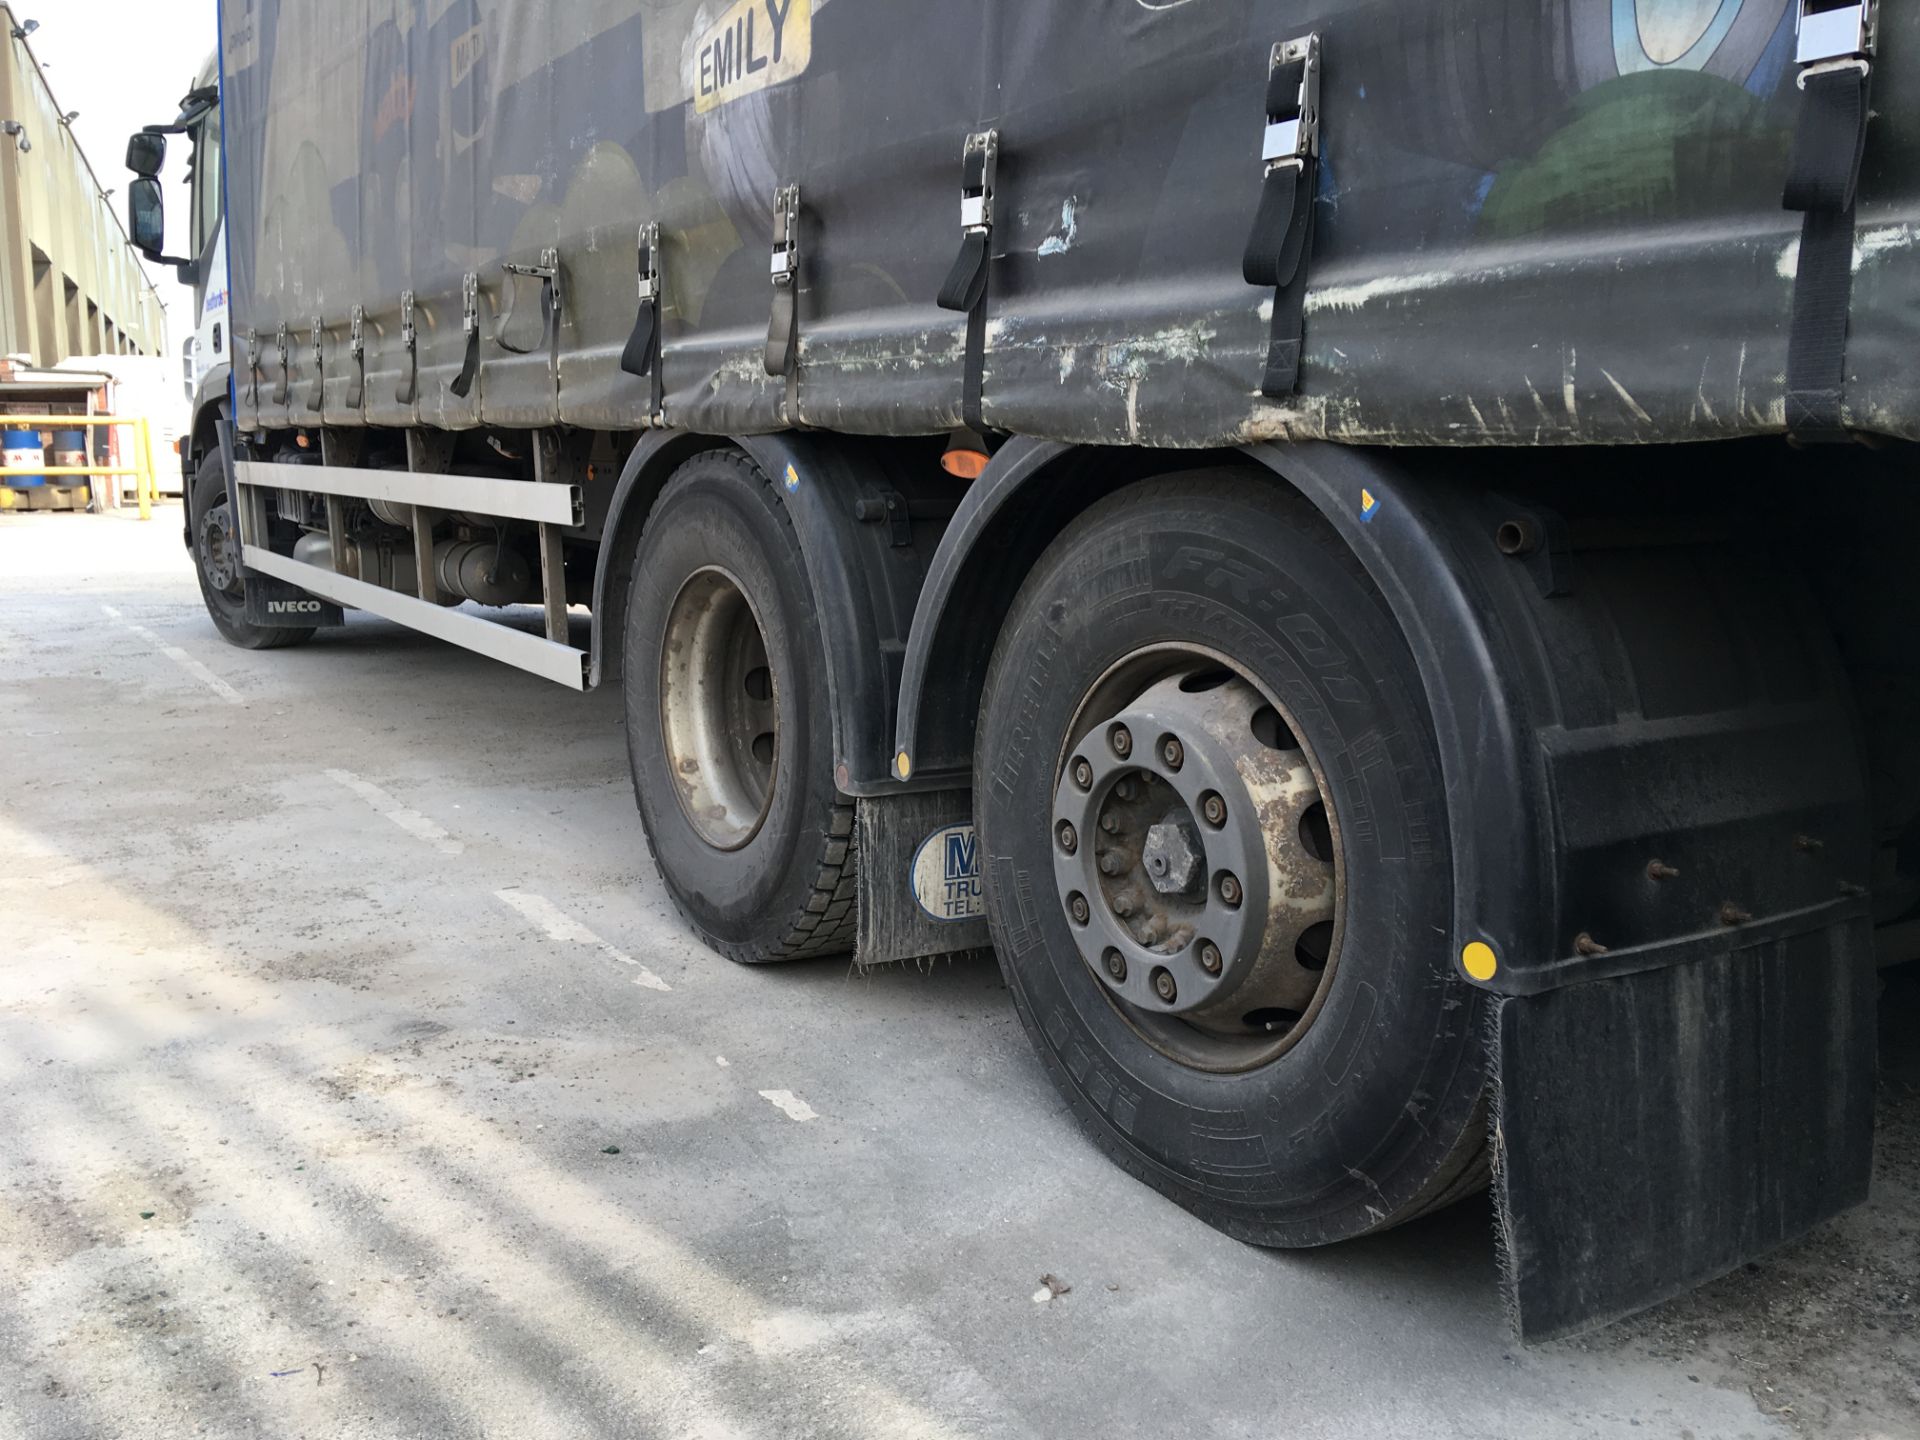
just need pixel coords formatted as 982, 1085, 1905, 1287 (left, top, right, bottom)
659, 566, 779, 851
199, 501, 242, 595
1052, 645, 1343, 1072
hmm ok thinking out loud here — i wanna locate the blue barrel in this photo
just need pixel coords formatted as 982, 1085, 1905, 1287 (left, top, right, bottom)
2, 428, 45, 488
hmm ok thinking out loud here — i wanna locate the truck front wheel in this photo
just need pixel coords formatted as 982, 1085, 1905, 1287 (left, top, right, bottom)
976, 471, 1488, 1245
188, 448, 316, 651
623, 450, 857, 963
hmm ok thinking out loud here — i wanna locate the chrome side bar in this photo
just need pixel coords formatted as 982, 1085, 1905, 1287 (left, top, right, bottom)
241, 543, 589, 690
234, 460, 582, 525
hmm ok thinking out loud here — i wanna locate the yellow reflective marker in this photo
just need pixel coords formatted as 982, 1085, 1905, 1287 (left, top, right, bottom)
895, 750, 913, 780
1461, 941, 1498, 983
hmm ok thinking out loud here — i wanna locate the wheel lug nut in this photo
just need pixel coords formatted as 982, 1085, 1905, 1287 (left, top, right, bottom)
1201, 792, 1226, 827
1200, 942, 1222, 975
1110, 725, 1132, 758
1098, 852, 1125, 876
1114, 779, 1135, 802
1161, 736, 1184, 770
1152, 968, 1177, 1003
1112, 892, 1135, 917
1103, 949, 1127, 982
1219, 873, 1242, 907
1068, 892, 1090, 925
1057, 821, 1077, 854
1099, 813, 1119, 833
1072, 758, 1093, 790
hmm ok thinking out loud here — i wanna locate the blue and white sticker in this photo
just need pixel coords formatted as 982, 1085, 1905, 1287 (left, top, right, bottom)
911, 822, 984, 923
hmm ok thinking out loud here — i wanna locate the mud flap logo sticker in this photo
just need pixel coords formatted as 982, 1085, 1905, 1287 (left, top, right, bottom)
694, 0, 811, 114
912, 823, 985, 922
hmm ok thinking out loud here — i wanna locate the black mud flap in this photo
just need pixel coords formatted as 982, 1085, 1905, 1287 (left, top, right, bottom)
1493, 902, 1877, 1342
854, 790, 990, 965
242, 572, 344, 629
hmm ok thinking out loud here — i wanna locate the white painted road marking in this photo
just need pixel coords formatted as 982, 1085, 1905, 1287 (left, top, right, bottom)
102, 604, 245, 706
758, 1090, 818, 1123
493, 888, 672, 992
325, 768, 465, 856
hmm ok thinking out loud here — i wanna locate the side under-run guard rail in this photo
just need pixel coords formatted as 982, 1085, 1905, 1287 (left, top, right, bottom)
232, 458, 591, 690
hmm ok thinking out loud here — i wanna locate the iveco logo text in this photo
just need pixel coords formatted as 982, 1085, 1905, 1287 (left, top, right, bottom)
267, 599, 324, 614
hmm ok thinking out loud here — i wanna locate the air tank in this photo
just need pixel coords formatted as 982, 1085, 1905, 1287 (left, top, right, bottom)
293, 530, 534, 608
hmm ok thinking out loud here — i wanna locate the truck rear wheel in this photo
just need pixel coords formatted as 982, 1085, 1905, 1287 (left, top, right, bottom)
189, 448, 316, 651
976, 471, 1488, 1245
623, 450, 857, 963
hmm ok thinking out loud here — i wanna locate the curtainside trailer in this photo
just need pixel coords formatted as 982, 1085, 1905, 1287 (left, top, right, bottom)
128, 0, 1918, 1339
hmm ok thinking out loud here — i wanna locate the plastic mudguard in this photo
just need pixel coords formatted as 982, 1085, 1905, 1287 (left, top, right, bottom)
1473, 485, 1881, 1340
1231, 442, 1880, 1340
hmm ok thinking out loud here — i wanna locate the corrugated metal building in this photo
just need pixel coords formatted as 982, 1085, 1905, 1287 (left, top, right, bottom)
0, 3, 165, 365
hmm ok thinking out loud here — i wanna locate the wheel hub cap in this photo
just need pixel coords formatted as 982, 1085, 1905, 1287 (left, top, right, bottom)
1052, 670, 1337, 1037
1141, 817, 1203, 896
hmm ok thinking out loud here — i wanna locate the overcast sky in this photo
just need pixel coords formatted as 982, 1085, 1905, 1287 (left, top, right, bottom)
23, 0, 222, 353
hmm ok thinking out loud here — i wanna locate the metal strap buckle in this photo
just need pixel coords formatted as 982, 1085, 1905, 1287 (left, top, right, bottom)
960, 130, 998, 233
637, 222, 660, 302
460, 272, 479, 334
308, 317, 326, 410
503, 249, 559, 286
399, 291, 416, 350
770, 184, 800, 284
348, 305, 365, 358
1261, 33, 1321, 170
1797, 0, 1876, 67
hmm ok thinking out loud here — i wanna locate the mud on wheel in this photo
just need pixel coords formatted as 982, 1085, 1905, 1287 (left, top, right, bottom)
977, 469, 1489, 1246
624, 449, 857, 964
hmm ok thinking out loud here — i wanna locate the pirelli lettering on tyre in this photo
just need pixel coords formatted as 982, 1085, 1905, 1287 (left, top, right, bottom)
694, 0, 810, 114
912, 822, 985, 923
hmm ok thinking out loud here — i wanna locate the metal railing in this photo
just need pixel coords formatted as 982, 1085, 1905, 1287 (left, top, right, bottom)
0, 414, 163, 519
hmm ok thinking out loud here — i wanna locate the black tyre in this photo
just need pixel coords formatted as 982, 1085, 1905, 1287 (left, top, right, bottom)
188, 447, 316, 651
976, 470, 1488, 1246
624, 449, 857, 963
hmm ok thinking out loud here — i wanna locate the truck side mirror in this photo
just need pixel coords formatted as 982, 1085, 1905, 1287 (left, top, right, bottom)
128, 176, 165, 256
126, 129, 166, 178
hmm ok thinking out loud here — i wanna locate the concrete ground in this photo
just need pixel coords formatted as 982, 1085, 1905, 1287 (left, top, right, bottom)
1, 506, 1915, 1440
